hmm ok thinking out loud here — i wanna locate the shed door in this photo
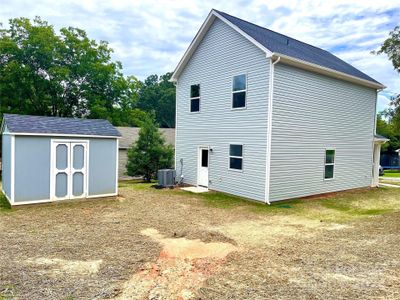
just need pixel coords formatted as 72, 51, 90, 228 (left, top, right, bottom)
52, 141, 88, 200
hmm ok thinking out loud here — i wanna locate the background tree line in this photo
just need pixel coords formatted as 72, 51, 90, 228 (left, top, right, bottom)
0, 17, 175, 128
375, 26, 400, 154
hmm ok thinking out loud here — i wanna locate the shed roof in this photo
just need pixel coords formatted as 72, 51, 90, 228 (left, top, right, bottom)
117, 127, 175, 149
2, 114, 121, 137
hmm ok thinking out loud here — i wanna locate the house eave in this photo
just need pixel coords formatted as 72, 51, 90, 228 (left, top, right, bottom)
270, 53, 385, 90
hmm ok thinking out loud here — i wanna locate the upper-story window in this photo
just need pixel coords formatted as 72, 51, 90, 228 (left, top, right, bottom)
190, 84, 200, 112
232, 74, 246, 109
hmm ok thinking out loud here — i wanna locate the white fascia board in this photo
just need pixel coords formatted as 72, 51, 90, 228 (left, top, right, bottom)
3, 132, 121, 139
170, 9, 273, 82
270, 53, 385, 90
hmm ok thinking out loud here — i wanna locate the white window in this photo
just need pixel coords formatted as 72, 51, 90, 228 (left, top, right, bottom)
229, 144, 243, 170
324, 149, 335, 179
232, 74, 246, 109
190, 84, 200, 112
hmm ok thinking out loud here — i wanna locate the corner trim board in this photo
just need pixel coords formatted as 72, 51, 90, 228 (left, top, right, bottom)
10, 135, 15, 204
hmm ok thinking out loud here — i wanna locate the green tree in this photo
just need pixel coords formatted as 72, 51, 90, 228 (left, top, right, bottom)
376, 113, 400, 152
137, 72, 176, 128
0, 17, 141, 126
375, 26, 400, 131
126, 113, 174, 182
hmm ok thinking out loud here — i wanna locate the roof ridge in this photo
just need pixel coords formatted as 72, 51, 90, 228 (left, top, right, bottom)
213, 9, 331, 53
4, 113, 109, 122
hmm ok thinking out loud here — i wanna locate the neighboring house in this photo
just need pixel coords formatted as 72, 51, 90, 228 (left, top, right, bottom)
171, 9, 386, 203
117, 127, 175, 179
1, 114, 121, 205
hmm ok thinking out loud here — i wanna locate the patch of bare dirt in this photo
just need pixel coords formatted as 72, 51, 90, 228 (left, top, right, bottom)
115, 228, 237, 299
25, 258, 103, 275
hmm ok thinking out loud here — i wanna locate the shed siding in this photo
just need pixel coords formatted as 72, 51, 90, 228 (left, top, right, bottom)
2, 134, 12, 199
175, 18, 270, 201
13, 136, 117, 202
88, 139, 117, 196
14, 136, 51, 202
269, 63, 376, 202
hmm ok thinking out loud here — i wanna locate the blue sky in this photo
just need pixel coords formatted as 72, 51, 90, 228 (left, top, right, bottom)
1, 0, 399, 112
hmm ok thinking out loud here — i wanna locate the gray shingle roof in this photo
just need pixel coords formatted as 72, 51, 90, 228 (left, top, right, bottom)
117, 126, 175, 149
215, 10, 381, 85
2, 114, 121, 137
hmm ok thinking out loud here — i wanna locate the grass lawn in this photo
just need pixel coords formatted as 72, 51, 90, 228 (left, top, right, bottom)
381, 169, 400, 178
1, 183, 400, 299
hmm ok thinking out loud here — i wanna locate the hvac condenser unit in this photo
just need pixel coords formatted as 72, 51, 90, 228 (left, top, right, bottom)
157, 169, 176, 187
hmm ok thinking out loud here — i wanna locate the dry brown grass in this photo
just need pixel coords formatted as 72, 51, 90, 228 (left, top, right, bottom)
0, 184, 399, 299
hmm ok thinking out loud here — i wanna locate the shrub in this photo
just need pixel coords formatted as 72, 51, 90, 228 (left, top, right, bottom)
126, 113, 173, 182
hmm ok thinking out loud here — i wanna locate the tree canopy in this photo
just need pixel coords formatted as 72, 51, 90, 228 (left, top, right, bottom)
376, 113, 400, 152
0, 17, 176, 128
376, 26, 400, 132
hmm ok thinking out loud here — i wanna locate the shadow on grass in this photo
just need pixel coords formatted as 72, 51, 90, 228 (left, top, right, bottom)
0, 193, 12, 212
119, 179, 155, 190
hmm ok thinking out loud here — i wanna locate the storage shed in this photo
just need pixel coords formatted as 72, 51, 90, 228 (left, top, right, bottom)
1, 114, 121, 205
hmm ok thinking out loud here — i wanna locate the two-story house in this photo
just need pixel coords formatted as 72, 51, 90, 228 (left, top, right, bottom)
171, 9, 386, 203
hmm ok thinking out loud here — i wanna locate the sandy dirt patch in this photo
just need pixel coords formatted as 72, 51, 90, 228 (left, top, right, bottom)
115, 228, 237, 299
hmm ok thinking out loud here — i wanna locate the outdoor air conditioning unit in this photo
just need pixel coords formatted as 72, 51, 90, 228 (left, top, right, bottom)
157, 169, 176, 187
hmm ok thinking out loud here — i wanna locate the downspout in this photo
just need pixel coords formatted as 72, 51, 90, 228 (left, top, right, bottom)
264, 55, 281, 204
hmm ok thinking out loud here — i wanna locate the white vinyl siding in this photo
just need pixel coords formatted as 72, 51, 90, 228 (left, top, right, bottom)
268, 63, 376, 202
175, 18, 270, 202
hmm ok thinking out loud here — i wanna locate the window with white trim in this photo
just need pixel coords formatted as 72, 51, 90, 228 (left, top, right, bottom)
229, 144, 243, 170
190, 84, 200, 112
232, 74, 246, 108
324, 149, 335, 179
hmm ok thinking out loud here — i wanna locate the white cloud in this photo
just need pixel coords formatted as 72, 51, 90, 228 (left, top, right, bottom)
0, 0, 399, 111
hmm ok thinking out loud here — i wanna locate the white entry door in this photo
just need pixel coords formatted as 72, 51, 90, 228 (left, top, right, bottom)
51, 141, 88, 200
198, 147, 209, 187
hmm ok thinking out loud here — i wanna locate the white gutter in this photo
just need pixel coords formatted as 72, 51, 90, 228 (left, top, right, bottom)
264, 55, 281, 204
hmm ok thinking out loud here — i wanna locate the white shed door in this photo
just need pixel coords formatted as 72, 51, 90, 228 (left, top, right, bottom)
51, 141, 88, 200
